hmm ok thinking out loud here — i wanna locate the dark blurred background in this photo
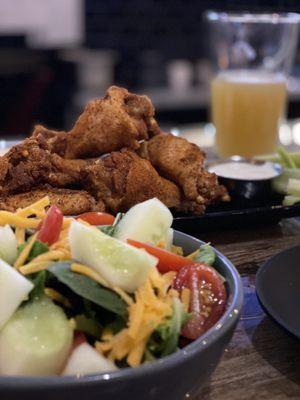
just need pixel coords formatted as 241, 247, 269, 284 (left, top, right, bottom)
1, 0, 300, 138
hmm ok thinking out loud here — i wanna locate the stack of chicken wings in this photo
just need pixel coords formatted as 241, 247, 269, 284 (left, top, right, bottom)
0, 86, 229, 215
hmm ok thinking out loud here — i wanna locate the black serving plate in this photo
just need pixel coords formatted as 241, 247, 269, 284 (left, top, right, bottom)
256, 246, 300, 339
173, 194, 300, 233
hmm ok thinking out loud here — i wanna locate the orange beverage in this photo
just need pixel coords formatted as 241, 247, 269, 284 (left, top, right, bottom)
211, 70, 287, 157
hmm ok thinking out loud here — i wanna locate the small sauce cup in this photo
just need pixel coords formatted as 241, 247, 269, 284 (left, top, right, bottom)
207, 156, 283, 201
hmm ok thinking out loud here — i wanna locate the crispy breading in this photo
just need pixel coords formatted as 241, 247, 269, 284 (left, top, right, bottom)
0, 86, 228, 215
64, 86, 161, 159
0, 186, 101, 215
83, 149, 205, 214
141, 133, 229, 206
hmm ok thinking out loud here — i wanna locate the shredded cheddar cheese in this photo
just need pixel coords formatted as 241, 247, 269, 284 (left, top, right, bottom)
96, 270, 174, 367
0, 212, 41, 229
14, 232, 38, 269
15, 227, 25, 245
44, 288, 71, 308
16, 196, 50, 217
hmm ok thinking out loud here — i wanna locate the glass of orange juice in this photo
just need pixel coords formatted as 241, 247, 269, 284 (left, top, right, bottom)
206, 12, 300, 157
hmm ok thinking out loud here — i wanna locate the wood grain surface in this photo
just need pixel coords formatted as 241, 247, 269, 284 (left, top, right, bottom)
194, 218, 300, 400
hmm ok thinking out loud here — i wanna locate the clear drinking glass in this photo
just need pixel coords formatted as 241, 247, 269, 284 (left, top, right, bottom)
206, 12, 300, 157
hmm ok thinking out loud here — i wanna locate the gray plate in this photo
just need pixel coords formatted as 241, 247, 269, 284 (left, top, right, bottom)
0, 230, 243, 400
256, 245, 300, 339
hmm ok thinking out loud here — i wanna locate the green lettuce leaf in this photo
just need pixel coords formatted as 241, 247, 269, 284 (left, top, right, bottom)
191, 244, 216, 266
146, 298, 189, 359
17, 239, 49, 263
48, 262, 127, 318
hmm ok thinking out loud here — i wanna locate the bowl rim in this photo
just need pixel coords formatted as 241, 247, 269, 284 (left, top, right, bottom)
207, 156, 283, 182
0, 230, 243, 390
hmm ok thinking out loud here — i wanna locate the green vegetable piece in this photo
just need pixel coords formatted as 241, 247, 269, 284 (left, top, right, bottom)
30, 241, 49, 260
192, 244, 216, 266
48, 262, 127, 318
255, 151, 300, 168
29, 270, 47, 300
287, 178, 300, 197
277, 147, 296, 169
272, 168, 300, 194
146, 298, 188, 358
98, 213, 124, 237
74, 314, 101, 338
17, 240, 49, 263
282, 195, 300, 206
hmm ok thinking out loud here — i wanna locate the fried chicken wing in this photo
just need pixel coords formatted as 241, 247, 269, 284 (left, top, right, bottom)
0, 186, 101, 215
64, 86, 161, 159
141, 134, 229, 206
0, 85, 228, 216
0, 136, 53, 194
83, 149, 205, 214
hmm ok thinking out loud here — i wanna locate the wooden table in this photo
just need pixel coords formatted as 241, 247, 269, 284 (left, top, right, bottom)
193, 218, 300, 400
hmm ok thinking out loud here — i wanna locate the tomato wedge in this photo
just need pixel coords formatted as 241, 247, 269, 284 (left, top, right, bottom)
76, 212, 115, 226
173, 263, 227, 340
127, 239, 191, 273
37, 205, 63, 245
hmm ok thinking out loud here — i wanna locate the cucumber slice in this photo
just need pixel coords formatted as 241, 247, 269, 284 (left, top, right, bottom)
69, 221, 158, 293
165, 228, 173, 251
0, 296, 73, 376
0, 259, 33, 330
113, 198, 173, 245
62, 342, 117, 376
0, 225, 18, 264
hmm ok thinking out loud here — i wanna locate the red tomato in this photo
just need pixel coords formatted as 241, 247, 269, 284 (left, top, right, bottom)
127, 239, 191, 273
37, 205, 63, 245
173, 263, 227, 340
76, 212, 115, 226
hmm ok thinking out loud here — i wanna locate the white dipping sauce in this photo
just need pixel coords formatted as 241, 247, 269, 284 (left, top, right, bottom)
208, 161, 278, 181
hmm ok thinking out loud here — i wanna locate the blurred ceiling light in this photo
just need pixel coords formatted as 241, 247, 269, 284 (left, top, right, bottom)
292, 122, 300, 145
279, 123, 292, 145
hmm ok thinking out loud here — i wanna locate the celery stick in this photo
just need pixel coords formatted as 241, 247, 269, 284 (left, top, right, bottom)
255, 151, 300, 168
287, 178, 300, 197
272, 169, 300, 194
283, 195, 300, 206
254, 153, 281, 163
277, 147, 297, 169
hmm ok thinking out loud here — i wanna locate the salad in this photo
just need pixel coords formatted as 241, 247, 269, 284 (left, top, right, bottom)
0, 197, 227, 376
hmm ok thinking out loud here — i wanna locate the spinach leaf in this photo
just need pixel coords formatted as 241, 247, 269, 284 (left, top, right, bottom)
192, 244, 216, 266
17, 239, 49, 262
146, 298, 188, 358
29, 270, 47, 300
30, 241, 49, 260
75, 314, 102, 338
98, 213, 124, 236
106, 315, 127, 334
48, 262, 127, 318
